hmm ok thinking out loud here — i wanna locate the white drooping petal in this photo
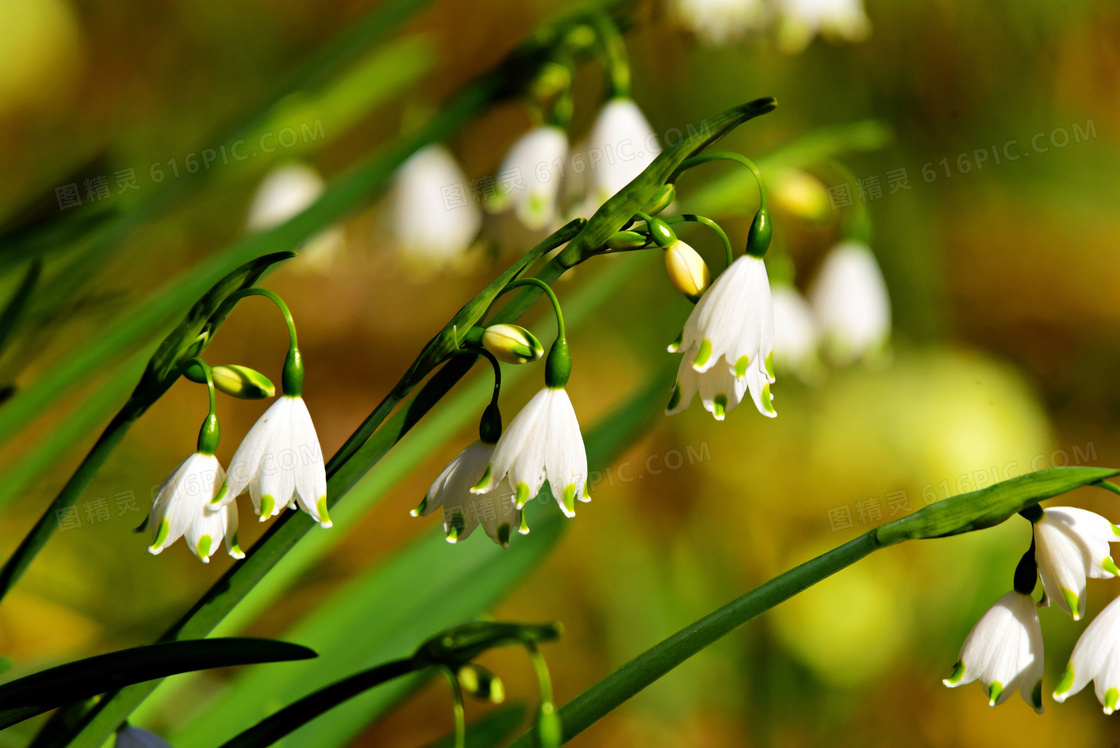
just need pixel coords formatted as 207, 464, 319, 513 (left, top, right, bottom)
417, 440, 519, 546
148, 453, 232, 562
581, 99, 658, 211
115, 726, 173, 748
670, 255, 776, 419
809, 241, 890, 365
495, 126, 569, 231
1034, 507, 1120, 620
384, 144, 482, 271
778, 0, 870, 53
246, 162, 345, 271
771, 284, 820, 379
223, 396, 330, 527
474, 387, 589, 517
674, 0, 766, 45
1054, 593, 1120, 712
943, 591, 1044, 713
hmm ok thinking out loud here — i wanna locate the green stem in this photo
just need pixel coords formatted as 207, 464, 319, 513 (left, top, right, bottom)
509, 532, 881, 746
230, 288, 298, 350
442, 667, 467, 748
664, 214, 734, 269
229, 288, 303, 396
676, 151, 768, 210
186, 358, 219, 455
447, 347, 503, 443
1095, 480, 1120, 498
501, 278, 566, 344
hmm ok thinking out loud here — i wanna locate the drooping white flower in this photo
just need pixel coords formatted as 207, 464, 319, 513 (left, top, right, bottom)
493, 126, 568, 231
384, 144, 482, 271
215, 396, 331, 528
1053, 593, 1120, 713
247, 162, 345, 272
579, 99, 658, 212
778, 0, 870, 53
674, 0, 766, 45
667, 254, 776, 419
808, 241, 890, 365
149, 453, 242, 563
1032, 507, 1120, 620
115, 725, 172, 748
771, 284, 820, 380
943, 591, 1044, 713
413, 440, 520, 547
471, 387, 589, 516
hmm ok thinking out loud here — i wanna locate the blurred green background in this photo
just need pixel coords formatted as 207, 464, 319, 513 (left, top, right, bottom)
1, 0, 1119, 746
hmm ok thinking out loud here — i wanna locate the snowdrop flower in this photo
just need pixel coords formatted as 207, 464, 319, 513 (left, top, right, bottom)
1053, 594, 1120, 713
809, 241, 890, 365
771, 284, 820, 380
493, 126, 568, 231
413, 440, 520, 547
115, 725, 172, 748
580, 99, 657, 212
149, 452, 242, 563
471, 387, 589, 516
1031, 506, 1120, 620
384, 144, 481, 271
674, 0, 766, 45
668, 254, 776, 419
216, 396, 331, 528
247, 162, 345, 272
943, 591, 1044, 713
778, 0, 870, 54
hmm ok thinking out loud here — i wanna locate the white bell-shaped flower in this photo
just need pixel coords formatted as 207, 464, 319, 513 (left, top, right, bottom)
771, 284, 820, 380
580, 98, 657, 211
149, 453, 242, 563
247, 162, 345, 272
1032, 506, 1120, 620
494, 126, 568, 231
216, 396, 331, 528
778, 0, 870, 53
809, 240, 890, 365
943, 591, 1044, 713
674, 0, 766, 45
414, 440, 520, 547
1053, 593, 1120, 713
384, 144, 481, 271
471, 387, 589, 517
115, 725, 172, 748
668, 254, 776, 419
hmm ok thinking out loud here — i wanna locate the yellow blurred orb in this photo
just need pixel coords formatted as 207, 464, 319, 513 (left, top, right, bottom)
0, 0, 84, 117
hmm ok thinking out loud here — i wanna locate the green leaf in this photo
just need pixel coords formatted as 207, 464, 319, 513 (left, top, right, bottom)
0, 260, 41, 363
0, 639, 315, 729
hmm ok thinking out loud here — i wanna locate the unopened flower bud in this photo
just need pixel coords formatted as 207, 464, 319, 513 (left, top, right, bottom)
746, 207, 772, 258
457, 664, 505, 703
482, 324, 543, 364
663, 240, 710, 302
641, 183, 676, 216
606, 230, 649, 250
184, 363, 276, 400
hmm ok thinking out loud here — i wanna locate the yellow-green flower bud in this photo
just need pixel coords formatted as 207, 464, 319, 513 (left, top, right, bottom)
457, 664, 505, 703
663, 240, 710, 302
641, 183, 676, 216
186, 363, 275, 399
482, 324, 543, 365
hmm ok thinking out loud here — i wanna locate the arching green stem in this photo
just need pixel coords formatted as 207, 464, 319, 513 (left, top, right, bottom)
446, 347, 504, 444
664, 214, 734, 269
186, 358, 219, 455
229, 287, 303, 396
676, 151, 768, 211
528, 643, 561, 748
441, 666, 467, 748
498, 278, 570, 388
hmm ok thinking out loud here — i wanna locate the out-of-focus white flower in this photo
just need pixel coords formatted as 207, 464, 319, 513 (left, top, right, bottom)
778, 0, 871, 53
809, 241, 890, 365
1032, 507, 1120, 620
668, 255, 776, 419
216, 396, 331, 528
247, 162, 345, 272
384, 144, 482, 271
493, 126, 568, 231
149, 453, 242, 563
1053, 594, 1120, 713
115, 725, 172, 748
471, 387, 589, 517
674, 0, 766, 45
413, 440, 519, 547
579, 99, 657, 212
943, 591, 1044, 713
770, 284, 820, 380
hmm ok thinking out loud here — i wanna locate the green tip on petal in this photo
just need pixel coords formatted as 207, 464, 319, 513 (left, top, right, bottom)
1054, 665, 1075, 699
259, 495, 276, 520
316, 496, 332, 528
692, 339, 712, 370
762, 383, 775, 414
562, 484, 577, 517
765, 351, 774, 378
667, 331, 683, 353
446, 511, 466, 543
943, 660, 965, 687
519, 511, 531, 535
1031, 680, 1043, 713
411, 496, 429, 517
149, 518, 170, 552
497, 522, 511, 548
1061, 588, 1081, 620
1105, 687, 1119, 715
210, 482, 229, 506
581, 483, 591, 502
712, 393, 727, 420
666, 383, 682, 413
734, 355, 749, 378
515, 482, 530, 509
1105, 557, 1119, 576
196, 535, 213, 562
1112, 523, 1120, 538
470, 466, 492, 494
229, 535, 245, 560
987, 681, 1004, 706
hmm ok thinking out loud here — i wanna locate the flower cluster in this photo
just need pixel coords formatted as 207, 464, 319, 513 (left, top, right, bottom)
944, 503, 1120, 713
